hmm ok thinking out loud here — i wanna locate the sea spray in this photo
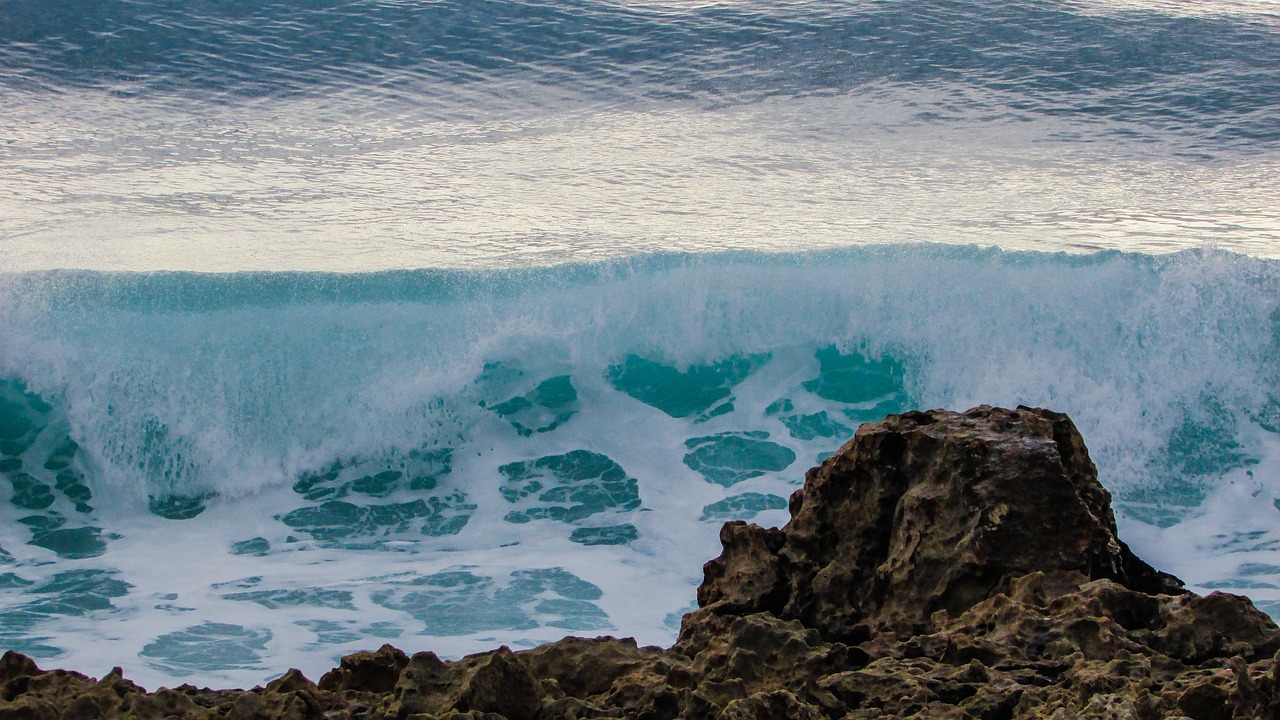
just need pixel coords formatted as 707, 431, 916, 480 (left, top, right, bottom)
1, 246, 1278, 688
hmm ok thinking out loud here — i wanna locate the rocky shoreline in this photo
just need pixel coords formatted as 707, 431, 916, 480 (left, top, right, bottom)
3, 406, 1279, 719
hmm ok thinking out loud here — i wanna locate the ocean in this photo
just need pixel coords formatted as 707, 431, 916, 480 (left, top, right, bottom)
1, 0, 1278, 690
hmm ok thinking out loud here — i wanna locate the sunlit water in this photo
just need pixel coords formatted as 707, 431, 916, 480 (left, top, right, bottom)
1, 0, 1278, 690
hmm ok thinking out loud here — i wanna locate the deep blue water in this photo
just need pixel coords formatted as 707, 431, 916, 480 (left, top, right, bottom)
4, 0, 1277, 151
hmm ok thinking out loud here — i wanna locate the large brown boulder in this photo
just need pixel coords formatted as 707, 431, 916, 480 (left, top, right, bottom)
698, 405, 1184, 641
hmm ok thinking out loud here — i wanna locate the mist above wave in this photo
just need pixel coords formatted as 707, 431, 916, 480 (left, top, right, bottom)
2, 247, 1276, 501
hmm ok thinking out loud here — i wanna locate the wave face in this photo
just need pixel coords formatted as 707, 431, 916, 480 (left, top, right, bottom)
1, 248, 1278, 688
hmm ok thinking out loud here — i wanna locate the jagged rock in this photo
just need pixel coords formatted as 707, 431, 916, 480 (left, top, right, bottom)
319, 643, 409, 694
56, 668, 140, 720
700, 405, 1183, 641
717, 689, 823, 720
0, 653, 41, 690
392, 647, 542, 720
522, 636, 659, 698
0, 695, 59, 720
1157, 592, 1280, 663
114, 688, 209, 720
4, 406, 1280, 720
228, 669, 326, 720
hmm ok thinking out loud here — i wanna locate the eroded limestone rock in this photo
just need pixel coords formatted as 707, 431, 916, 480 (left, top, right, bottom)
700, 406, 1184, 642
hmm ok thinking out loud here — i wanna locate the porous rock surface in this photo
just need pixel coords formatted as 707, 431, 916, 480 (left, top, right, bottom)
4, 405, 1280, 719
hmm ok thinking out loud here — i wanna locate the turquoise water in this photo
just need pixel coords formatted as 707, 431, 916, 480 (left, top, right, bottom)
2, 249, 1279, 688
1, 0, 1278, 691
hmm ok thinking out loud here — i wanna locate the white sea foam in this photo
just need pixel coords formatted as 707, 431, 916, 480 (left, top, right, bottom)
0, 248, 1277, 689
